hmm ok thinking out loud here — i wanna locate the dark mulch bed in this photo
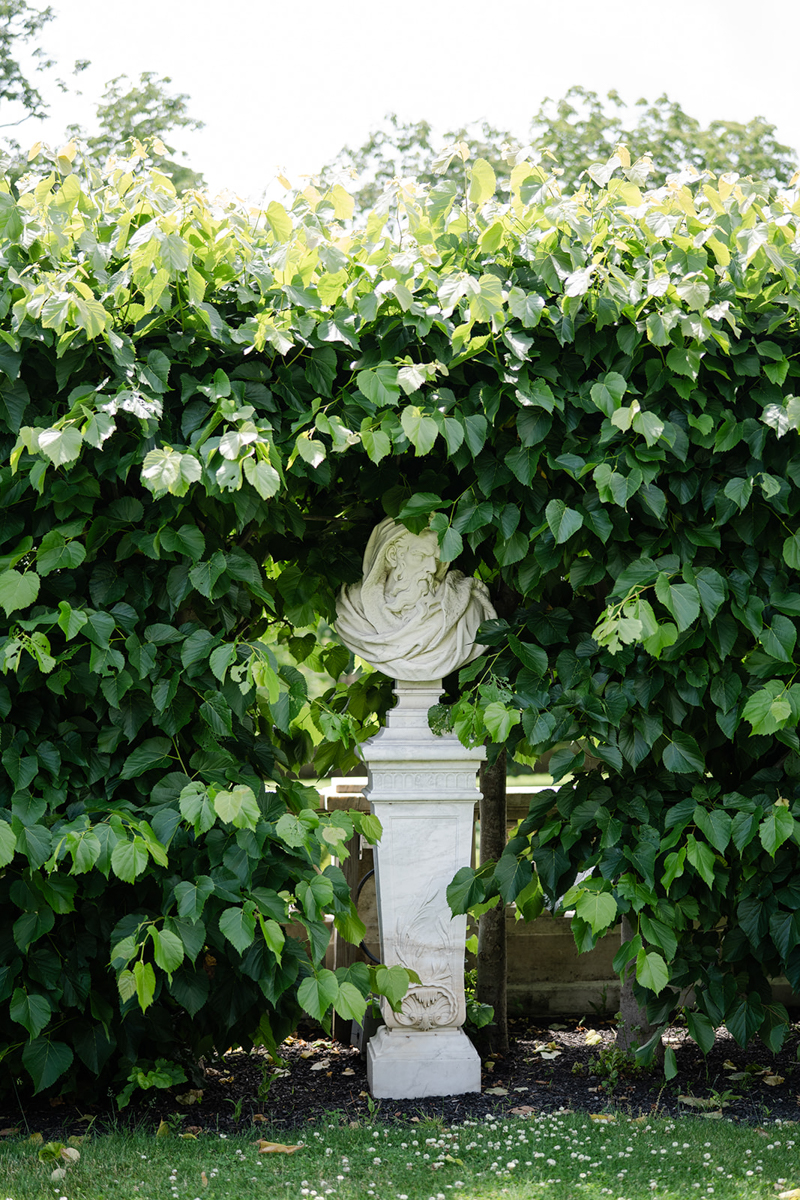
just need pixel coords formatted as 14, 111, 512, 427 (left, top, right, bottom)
3, 1017, 799, 1141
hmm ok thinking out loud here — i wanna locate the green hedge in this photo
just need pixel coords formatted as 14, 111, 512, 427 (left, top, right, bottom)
2, 141, 800, 1092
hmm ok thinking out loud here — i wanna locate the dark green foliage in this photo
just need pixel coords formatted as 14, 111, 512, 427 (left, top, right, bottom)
3, 135, 800, 1093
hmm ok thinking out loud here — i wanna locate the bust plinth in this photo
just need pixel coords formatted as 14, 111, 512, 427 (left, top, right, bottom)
362, 680, 483, 1098
335, 520, 496, 1100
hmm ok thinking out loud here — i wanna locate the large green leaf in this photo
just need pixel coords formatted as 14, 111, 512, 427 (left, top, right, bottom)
169, 968, 210, 1018
469, 157, 496, 206
10, 988, 51, 1037
695, 567, 726, 621
218, 905, 256, 953
639, 914, 677, 961
759, 614, 797, 662
120, 738, 172, 779
759, 805, 797, 857
686, 1009, 716, 1055
374, 964, 412, 1010
110, 837, 149, 882
179, 783, 217, 834
0, 568, 40, 616
446, 866, 486, 914
662, 732, 704, 774
22, 1038, 74, 1094
38, 425, 82, 466
400, 406, 438, 456
494, 854, 532, 906
133, 960, 156, 1011
483, 701, 520, 742
141, 448, 201, 497
545, 499, 584, 545
334, 981, 368, 1023
0, 820, 16, 867
635, 949, 669, 995
175, 875, 215, 921
297, 969, 340, 1020
574, 890, 617, 935
726, 994, 764, 1047
37, 531, 86, 575
686, 835, 717, 888
356, 364, 400, 407
693, 808, 732, 853
150, 928, 185, 975
654, 574, 700, 632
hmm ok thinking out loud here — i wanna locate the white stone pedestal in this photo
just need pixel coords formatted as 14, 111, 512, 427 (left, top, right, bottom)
363, 681, 483, 1099
367, 1027, 480, 1099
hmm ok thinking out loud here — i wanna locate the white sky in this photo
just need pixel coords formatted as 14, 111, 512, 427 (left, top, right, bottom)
10, 0, 800, 201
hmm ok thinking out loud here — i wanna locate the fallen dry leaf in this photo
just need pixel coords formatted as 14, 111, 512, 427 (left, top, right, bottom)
513, 1087, 528, 1092
342, 1068, 355, 1076
252, 1113, 267, 1123
540, 1051, 561, 1059
201, 1171, 208, 1187
61, 1147, 80, 1164
257, 1141, 301, 1155
485, 1086, 508, 1095
28, 1133, 43, 1146
180, 1133, 197, 1140
723, 1059, 737, 1070
0, 1127, 20, 1137
590, 1114, 616, 1123
509, 1105, 535, 1116
678, 1095, 728, 1109
764, 1075, 785, 1086
156, 1120, 171, 1138
484, 1061, 495, 1071
777, 1189, 800, 1199
176, 1089, 204, 1105
584, 1030, 603, 1046
310, 1059, 330, 1071
300, 1050, 313, 1059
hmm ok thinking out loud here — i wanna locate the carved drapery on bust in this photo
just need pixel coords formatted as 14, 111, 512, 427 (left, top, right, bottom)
335, 518, 496, 682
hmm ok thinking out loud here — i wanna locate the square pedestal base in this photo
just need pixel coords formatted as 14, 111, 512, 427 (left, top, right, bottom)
367, 1026, 481, 1099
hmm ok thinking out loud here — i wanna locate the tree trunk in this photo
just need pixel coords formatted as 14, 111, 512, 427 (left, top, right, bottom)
474, 747, 508, 1055
616, 913, 664, 1064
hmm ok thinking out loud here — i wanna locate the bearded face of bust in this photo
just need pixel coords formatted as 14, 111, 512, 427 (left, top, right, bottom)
384, 531, 440, 617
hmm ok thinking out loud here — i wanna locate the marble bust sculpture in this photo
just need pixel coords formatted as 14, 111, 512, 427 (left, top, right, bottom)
335, 517, 496, 681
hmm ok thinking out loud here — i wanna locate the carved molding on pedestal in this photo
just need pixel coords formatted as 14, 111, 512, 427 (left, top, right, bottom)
386, 885, 462, 1031
369, 768, 478, 795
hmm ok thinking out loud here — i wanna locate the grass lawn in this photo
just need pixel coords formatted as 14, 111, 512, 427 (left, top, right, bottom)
1, 1110, 799, 1200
